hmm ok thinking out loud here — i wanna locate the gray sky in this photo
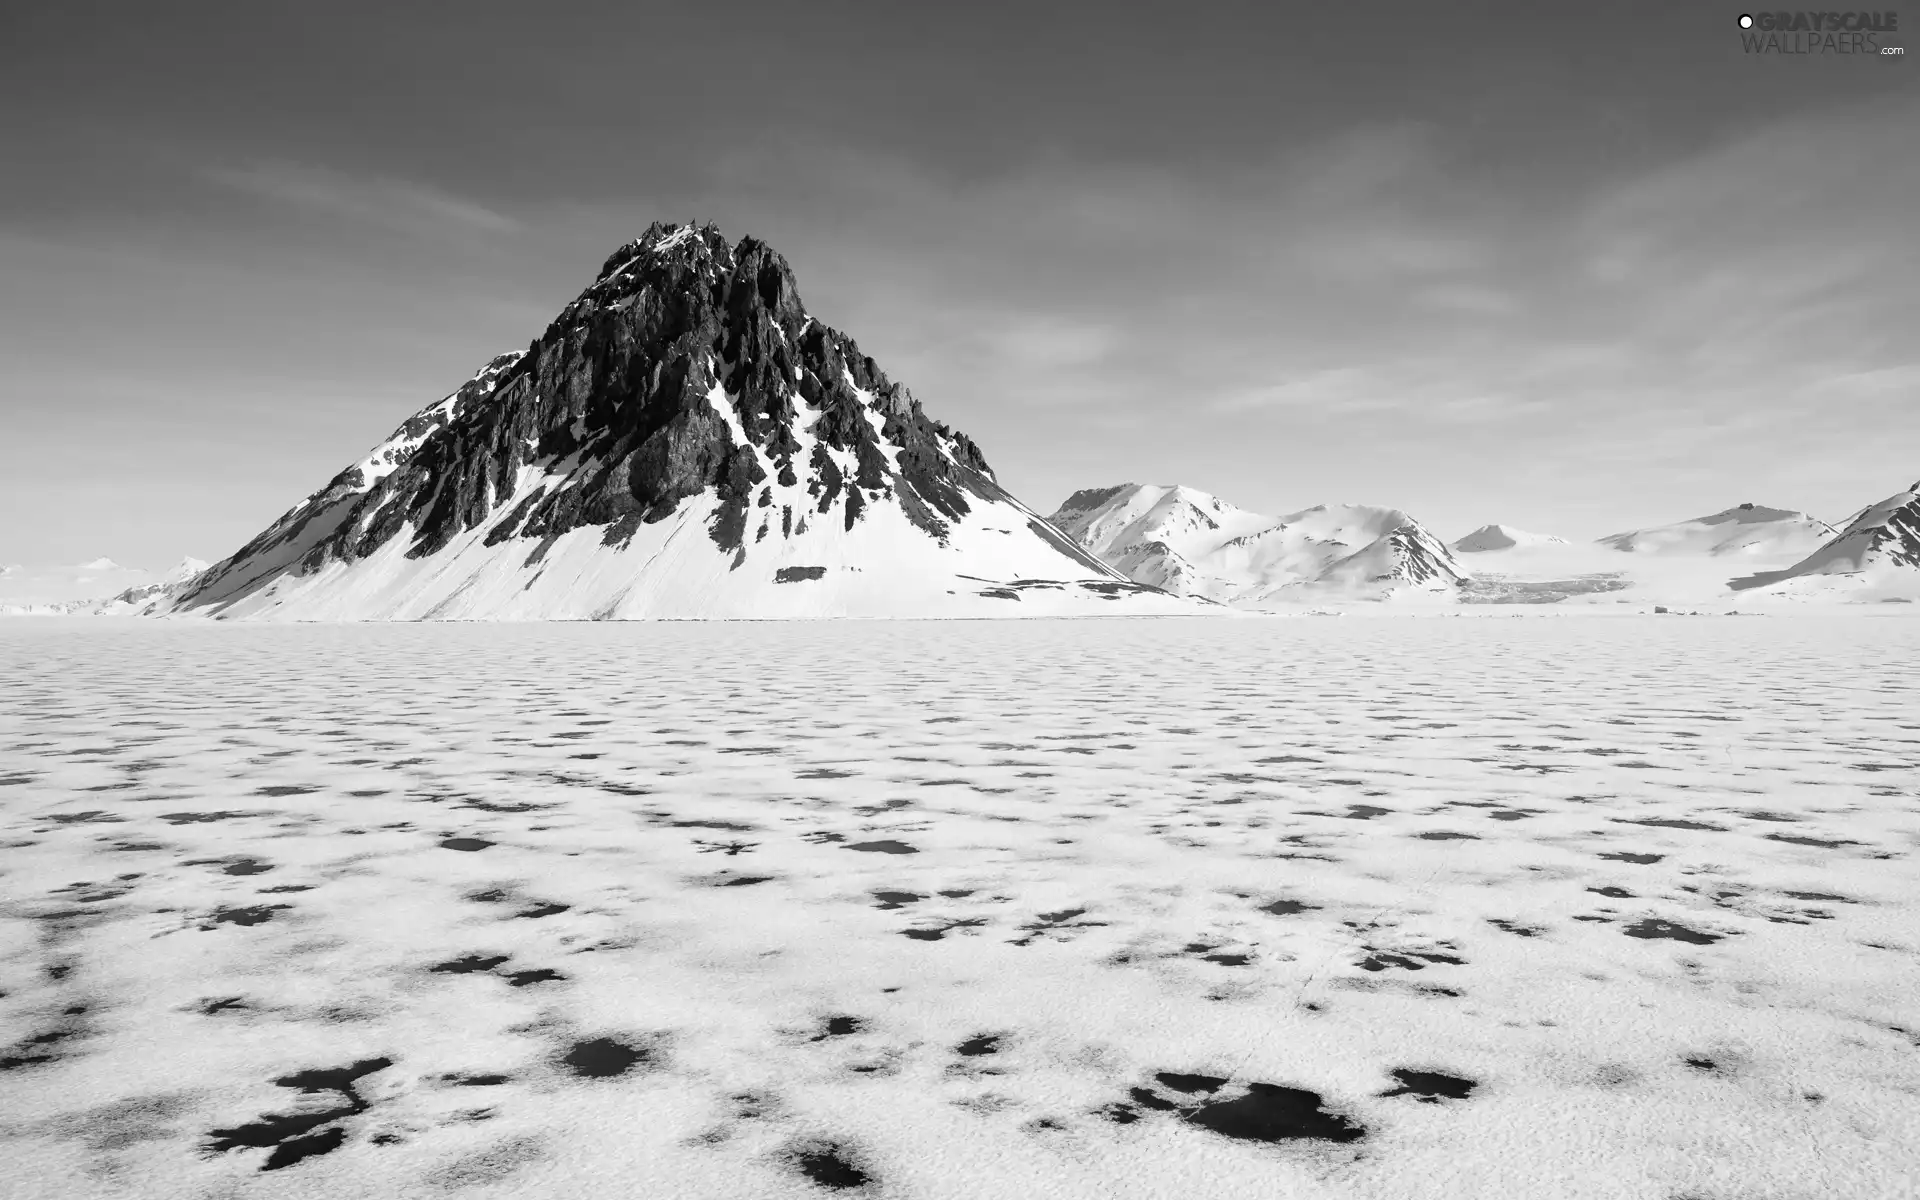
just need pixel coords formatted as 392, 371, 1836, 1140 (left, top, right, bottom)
3, 0, 1915, 568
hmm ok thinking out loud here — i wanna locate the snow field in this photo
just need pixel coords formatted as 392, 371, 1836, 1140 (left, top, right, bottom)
1, 615, 1917, 1199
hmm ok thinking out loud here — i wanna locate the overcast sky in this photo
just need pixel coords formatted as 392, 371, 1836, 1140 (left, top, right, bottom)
2, 0, 1915, 568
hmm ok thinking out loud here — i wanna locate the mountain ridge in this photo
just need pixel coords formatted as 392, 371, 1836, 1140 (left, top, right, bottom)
1048, 484, 1467, 605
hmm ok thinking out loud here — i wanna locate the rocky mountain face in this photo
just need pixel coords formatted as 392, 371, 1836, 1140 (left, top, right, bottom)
1049, 484, 1467, 605
166, 223, 1183, 620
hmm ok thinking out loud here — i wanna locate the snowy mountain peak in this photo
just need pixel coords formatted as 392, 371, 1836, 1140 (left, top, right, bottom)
162, 224, 1189, 621
1452, 524, 1570, 553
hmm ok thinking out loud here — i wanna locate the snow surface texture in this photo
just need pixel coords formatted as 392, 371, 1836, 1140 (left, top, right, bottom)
159, 223, 1173, 622
3, 617, 1917, 1199
1048, 485, 1466, 606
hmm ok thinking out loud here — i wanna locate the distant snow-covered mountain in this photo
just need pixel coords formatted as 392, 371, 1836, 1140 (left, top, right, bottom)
1598, 504, 1835, 558
1048, 484, 1466, 605
0, 556, 208, 612
1451, 524, 1569, 553
156, 223, 1202, 621
1731, 480, 1920, 595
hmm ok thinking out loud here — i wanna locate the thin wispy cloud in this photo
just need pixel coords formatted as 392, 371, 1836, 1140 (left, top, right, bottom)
204, 161, 519, 236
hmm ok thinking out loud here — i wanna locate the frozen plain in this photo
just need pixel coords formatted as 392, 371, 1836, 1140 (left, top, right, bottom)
1, 615, 1917, 1200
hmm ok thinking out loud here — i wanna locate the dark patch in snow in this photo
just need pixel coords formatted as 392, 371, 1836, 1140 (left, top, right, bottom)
1765, 832, 1861, 849
1612, 817, 1727, 832
1358, 949, 1465, 972
902, 918, 988, 941
1107, 1073, 1366, 1144
844, 840, 917, 854
439, 837, 495, 852
1488, 919, 1544, 938
504, 969, 566, 988
1259, 899, 1318, 916
432, 954, 512, 975
1623, 919, 1722, 945
1009, 907, 1106, 946
1379, 1069, 1477, 1103
203, 1057, 391, 1171
1156, 1071, 1229, 1094
201, 905, 290, 929
559, 1037, 651, 1079
810, 1016, 864, 1041
790, 1140, 871, 1189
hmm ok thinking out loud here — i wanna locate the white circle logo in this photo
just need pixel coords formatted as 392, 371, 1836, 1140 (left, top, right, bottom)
1738, 13, 1754, 27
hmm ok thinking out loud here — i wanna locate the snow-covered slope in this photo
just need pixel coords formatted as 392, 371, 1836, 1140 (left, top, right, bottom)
161, 223, 1205, 621
1048, 484, 1467, 605
1452, 524, 1569, 553
1597, 504, 1835, 558
1730, 480, 1920, 597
